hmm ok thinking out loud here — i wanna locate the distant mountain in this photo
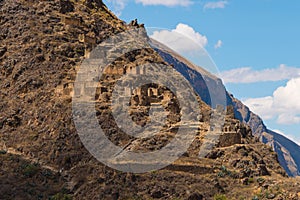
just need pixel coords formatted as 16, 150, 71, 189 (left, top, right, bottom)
153, 41, 300, 177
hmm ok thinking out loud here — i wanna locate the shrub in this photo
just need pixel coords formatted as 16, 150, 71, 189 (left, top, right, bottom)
50, 193, 72, 200
248, 177, 254, 184
218, 165, 232, 177
22, 163, 39, 177
0, 150, 7, 154
257, 177, 265, 184
214, 194, 227, 200
252, 196, 259, 200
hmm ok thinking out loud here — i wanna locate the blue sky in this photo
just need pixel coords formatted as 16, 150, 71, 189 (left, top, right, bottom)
103, 0, 300, 144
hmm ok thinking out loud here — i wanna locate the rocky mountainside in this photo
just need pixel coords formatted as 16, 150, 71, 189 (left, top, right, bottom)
152, 38, 300, 177
1, 0, 300, 199
233, 97, 300, 177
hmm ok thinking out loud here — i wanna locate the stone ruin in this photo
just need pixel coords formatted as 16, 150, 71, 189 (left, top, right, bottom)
58, 12, 96, 58
55, 14, 243, 149
218, 124, 242, 147
205, 105, 243, 148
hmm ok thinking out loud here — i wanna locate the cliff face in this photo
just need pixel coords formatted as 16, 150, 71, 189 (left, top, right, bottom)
1, 0, 300, 199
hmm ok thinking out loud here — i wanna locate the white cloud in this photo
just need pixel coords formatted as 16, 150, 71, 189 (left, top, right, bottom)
204, 1, 228, 9
135, 0, 193, 6
273, 78, 300, 124
105, 0, 193, 16
243, 77, 300, 125
150, 23, 208, 53
221, 64, 300, 83
105, 0, 127, 16
243, 96, 275, 120
214, 40, 223, 49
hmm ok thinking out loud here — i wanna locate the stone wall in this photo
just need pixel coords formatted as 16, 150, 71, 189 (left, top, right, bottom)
218, 131, 242, 147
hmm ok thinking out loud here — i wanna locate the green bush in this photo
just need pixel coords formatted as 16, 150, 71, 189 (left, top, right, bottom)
218, 165, 232, 177
0, 150, 7, 154
22, 163, 39, 177
214, 194, 227, 200
257, 177, 265, 184
252, 196, 259, 200
248, 177, 254, 184
50, 193, 72, 200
